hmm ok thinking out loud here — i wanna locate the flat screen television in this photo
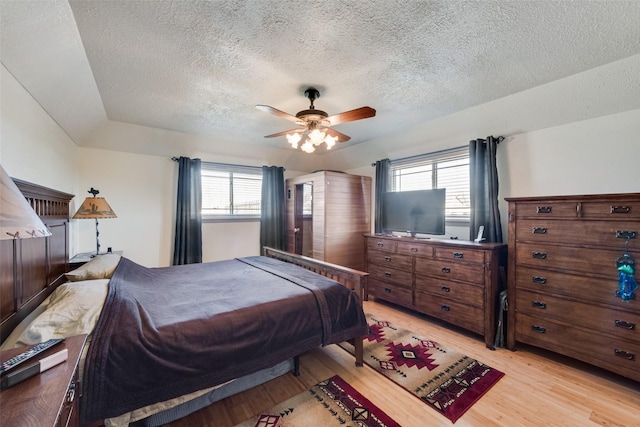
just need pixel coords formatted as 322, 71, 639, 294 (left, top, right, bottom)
381, 189, 446, 236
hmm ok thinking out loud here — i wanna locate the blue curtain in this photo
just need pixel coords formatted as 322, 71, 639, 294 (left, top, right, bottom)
259, 166, 286, 254
469, 136, 504, 243
172, 157, 202, 265
374, 159, 390, 233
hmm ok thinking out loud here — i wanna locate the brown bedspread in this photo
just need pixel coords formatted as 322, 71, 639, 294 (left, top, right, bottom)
81, 256, 367, 424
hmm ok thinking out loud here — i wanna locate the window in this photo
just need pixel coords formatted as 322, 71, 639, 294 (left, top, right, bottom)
389, 146, 470, 222
201, 162, 262, 221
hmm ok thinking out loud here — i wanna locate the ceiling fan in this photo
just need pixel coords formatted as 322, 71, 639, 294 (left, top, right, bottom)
256, 87, 376, 153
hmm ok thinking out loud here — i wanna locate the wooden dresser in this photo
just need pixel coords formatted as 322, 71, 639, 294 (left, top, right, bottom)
364, 234, 507, 348
506, 193, 640, 382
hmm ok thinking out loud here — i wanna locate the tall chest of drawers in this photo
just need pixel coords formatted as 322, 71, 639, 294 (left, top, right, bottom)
506, 193, 640, 382
364, 234, 507, 348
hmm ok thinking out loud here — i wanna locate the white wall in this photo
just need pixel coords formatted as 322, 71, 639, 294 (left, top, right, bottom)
0, 65, 82, 255
3, 59, 640, 268
349, 108, 640, 243
499, 109, 640, 198
2, 63, 313, 267
0, 66, 78, 191
73, 148, 309, 266
74, 148, 174, 266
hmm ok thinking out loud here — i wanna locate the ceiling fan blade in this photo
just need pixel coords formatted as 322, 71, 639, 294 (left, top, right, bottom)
263, 128, 304, 138
326, 106, 376, 126
256, 105, 300, 123
325, 128, 351, 142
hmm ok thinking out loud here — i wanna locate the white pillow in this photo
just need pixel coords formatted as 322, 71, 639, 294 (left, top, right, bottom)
65, 253, 121, 281
16, 279, 109, 346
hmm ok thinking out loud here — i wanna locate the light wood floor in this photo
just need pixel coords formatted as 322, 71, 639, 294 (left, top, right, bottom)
167, 299, 640, 427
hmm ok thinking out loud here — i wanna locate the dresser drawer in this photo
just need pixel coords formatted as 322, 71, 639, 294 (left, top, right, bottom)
515, 313, 640, 381
434, 246, 485, 263
369, 278, 413, 306
368, 264, 413, 287
415, 258, 485, 284
515, 201, 580, 219
415, 292, 484, 335
515, 242, 640, 277
580, 201, 640, 219
367, 238, 396, 253
515, 219, 640, 250
515, 289, 640, 341
367, 251, 412, 270
415, 275, 484, 307
515, 266, 639, 309
396, 240, 434, 257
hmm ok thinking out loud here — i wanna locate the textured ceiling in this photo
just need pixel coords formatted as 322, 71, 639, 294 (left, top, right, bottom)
2, 0, 640, 155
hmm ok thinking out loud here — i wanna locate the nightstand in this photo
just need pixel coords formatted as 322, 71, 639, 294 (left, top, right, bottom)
0, 334, 87, 427
69, 251, 122, 270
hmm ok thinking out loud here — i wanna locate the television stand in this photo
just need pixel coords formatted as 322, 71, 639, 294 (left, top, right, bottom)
364, 234, 507, 349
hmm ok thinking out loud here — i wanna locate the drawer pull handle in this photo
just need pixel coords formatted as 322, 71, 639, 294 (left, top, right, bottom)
536, 206, 552, 214
532, 276, 547, 284
532, 251, 547, 259
411, 247, 418, 252
384, 272, 392, 278
611, 206, 631, 214
66, 383, 76, 404
531, 325, 546, 334
384, 256, 391, 262
441, 267, 451, 273
532, 300, 547, 309
384, 287, 392, 293
616, 230, 638, 240
615, 320, 636, 330
532, 227, 547, 234
453, 252, 464, 258
614, 349, 636, 361
441, 286, 450, 292
441, 305, 450, 311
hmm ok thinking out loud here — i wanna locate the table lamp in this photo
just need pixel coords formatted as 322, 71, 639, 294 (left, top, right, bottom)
0, 164, 51, 240
72, 187, 117, 255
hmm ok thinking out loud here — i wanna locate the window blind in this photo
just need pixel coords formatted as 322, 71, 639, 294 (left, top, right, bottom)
201, 162, 262, 219
390, 146, 470, 221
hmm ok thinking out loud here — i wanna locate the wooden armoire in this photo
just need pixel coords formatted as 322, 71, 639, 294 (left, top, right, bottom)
285, 171, 371, 271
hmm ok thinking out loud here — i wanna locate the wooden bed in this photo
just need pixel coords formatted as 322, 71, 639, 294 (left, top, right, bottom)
0, 179, 368, 427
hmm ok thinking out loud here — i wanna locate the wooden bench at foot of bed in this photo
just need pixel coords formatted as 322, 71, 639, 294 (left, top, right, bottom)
263, 246, 367, 367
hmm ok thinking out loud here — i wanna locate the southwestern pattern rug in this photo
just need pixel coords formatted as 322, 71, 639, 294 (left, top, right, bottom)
233, 375, 400, 427
339, 314, 504, 423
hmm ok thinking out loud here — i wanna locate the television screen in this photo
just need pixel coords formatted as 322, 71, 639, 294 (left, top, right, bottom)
381, 189, 446, 236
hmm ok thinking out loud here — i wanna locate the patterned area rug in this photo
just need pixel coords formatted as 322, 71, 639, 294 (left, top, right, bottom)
233, 375, 400, 427
339, 314, 504, 423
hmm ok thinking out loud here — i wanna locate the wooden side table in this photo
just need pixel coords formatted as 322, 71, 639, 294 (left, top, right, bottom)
0, 334, 87, 427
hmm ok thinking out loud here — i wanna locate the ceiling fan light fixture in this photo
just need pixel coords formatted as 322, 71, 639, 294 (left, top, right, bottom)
286, 132, 302, 149
257, 86, 376, 154
324, 134, 337, 149
300, 140, 316, 153
308, 128, 326, 145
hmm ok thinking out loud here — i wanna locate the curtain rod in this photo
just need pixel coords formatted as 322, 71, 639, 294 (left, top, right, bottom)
370, 144, 468, 167
171, 157, 284, 171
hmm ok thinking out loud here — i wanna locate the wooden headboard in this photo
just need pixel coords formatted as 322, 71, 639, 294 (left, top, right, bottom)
0, 179, 73, 343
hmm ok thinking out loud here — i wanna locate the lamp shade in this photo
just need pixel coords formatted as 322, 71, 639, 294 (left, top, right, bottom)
0, 164, 52, 239
72, 197, 117, 219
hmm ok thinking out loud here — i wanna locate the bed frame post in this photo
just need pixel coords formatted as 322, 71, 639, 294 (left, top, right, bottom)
354, 336, 364, 367
293, 355, 300, 376
263, 247, 368, 368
